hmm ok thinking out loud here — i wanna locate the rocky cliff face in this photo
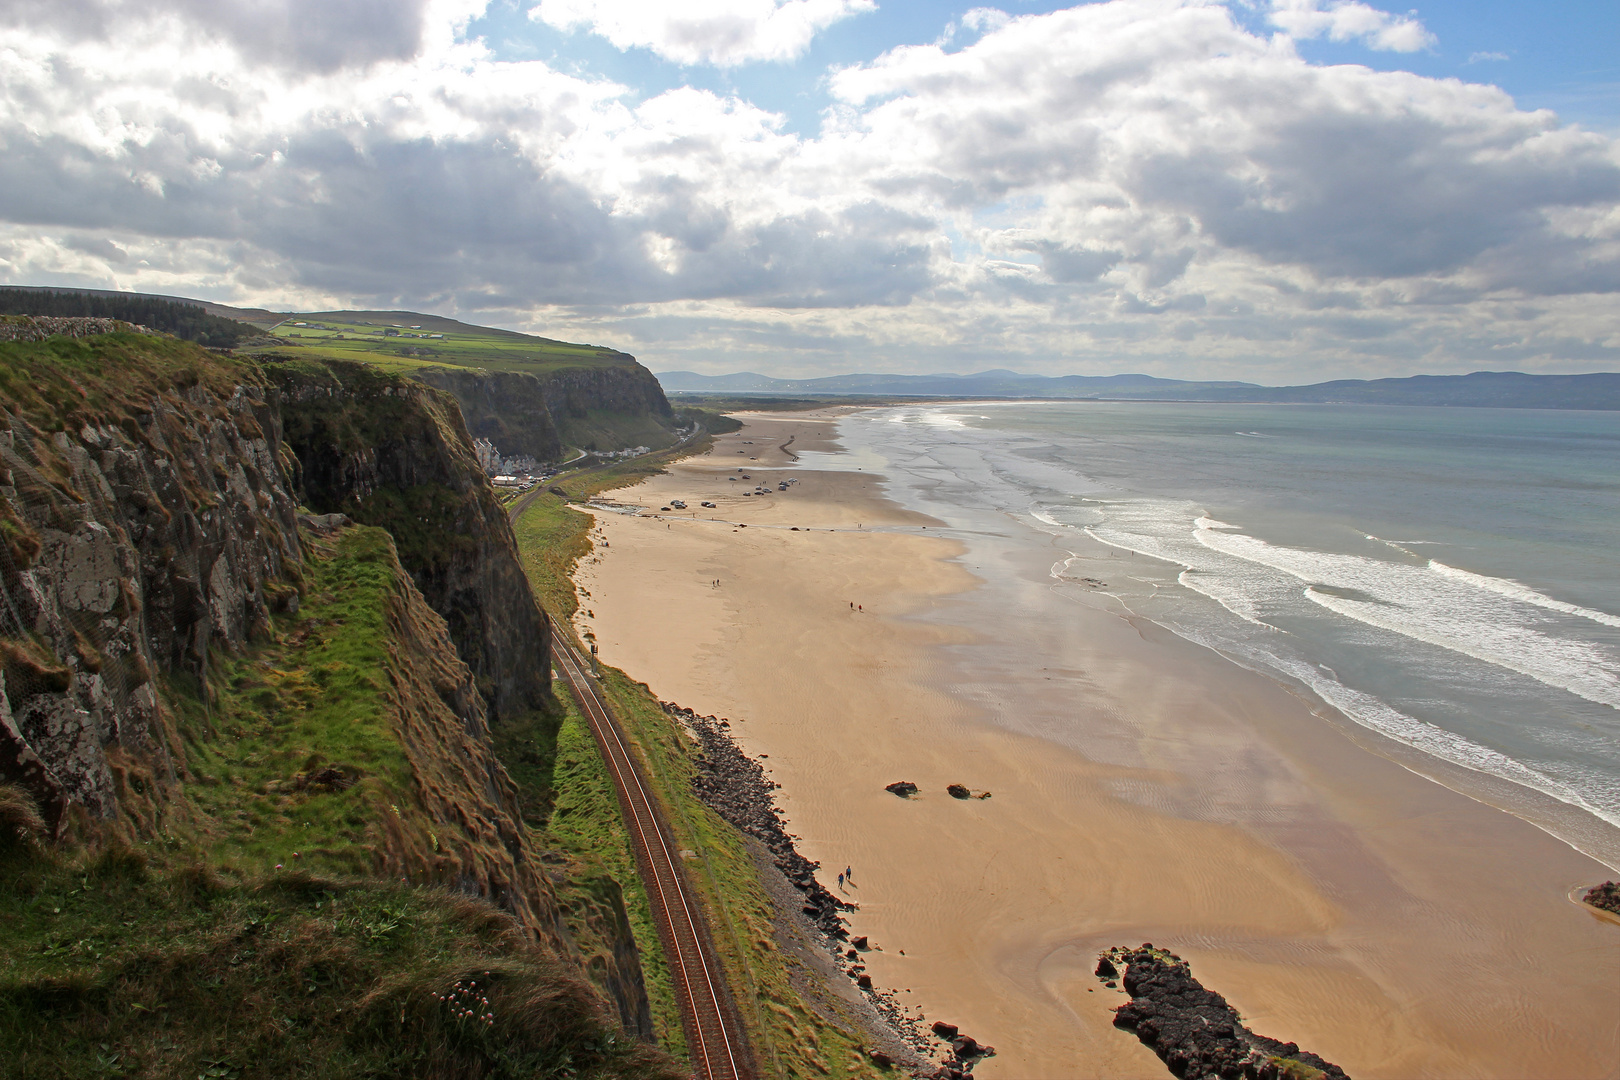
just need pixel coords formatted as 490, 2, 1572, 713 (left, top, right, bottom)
412, 368, 563, 463
0, 336, 563, 930
336, 522, 564, 938
411, 359, 675, 462
267, 359, 552, 722
0, 337, 301, 837
0, 333, 656, 1034
534, 361, 672, 426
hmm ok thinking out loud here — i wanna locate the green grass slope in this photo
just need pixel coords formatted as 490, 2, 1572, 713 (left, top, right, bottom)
248, 311, 637, 377
0, 844, 677, 1080
0, 524, 682, 1080
0, 331, 683, 1077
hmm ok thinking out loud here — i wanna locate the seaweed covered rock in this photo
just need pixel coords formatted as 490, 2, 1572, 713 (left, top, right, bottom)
1584, 881, 1620, 915
1106, 946, 1351, 1080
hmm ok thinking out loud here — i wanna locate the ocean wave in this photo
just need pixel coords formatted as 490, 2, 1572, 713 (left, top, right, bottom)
1189, 524, 1620, 711
1429, 559, 1620, 629
1177, 569, 1278, 629
1144, 620, 1620, 834
857, 406, 1620, 861
1272, 652, 1620, 831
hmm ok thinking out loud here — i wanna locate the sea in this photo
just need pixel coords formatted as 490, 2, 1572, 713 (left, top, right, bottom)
799, 401, 1620, 868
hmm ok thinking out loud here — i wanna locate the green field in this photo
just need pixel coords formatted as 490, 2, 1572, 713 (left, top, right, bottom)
246, 310, 638, 376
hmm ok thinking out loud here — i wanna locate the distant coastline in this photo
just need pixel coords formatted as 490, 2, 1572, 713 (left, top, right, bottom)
658, 368, 1620, 410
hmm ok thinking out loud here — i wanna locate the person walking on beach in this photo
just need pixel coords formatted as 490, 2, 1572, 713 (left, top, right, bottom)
845, 865, 853, 882
837, 872, 845, 890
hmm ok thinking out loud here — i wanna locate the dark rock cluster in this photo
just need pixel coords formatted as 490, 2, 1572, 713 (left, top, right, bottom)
668, 702, 996, 1075
913, 1021, 996, 1079
665, 702, 852, 940
1105, 946, 1351, 1080
1583, 880, 1620, 915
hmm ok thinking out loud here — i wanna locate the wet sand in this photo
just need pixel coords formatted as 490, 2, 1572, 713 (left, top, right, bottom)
573, 412, 1620, 1079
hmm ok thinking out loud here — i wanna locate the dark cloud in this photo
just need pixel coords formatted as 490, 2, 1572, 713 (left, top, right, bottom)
0, 0, 432, 72
1129, 110, 1620, 282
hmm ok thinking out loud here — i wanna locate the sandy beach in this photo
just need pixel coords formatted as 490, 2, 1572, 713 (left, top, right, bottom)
573, 412, 1620, 1079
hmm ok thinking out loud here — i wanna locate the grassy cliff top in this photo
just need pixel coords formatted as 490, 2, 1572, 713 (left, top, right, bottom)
0, 289, 648, 380
245, 310, 638, 377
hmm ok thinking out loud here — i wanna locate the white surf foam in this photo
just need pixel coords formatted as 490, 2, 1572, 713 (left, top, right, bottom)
1429, 559, 1620, 629
1193, 524, 1620, 711
1273, 651, 1620, 832
1145, 617, 1620, 839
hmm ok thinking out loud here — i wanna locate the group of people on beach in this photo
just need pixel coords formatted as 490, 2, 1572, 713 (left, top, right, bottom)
837, 865, 854, 890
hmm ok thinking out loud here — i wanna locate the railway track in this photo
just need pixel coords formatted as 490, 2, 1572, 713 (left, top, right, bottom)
549, 625, 756, 1080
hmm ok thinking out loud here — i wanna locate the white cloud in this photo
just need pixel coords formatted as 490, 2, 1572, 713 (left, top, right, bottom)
0, 0, 1615, 380
1267, 0, 1435, 53
1468, 51, 1510, 64
529, 0, 874, 66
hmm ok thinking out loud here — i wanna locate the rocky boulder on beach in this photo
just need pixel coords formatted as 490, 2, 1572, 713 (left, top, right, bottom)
667, 702, 853, 940
1583, 881, 1620, 915
1106, 945, 1351, 1080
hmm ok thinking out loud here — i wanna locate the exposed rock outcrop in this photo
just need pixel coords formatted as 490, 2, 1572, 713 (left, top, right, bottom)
267, 359, 552, 721
1106, 945, 1351, 1080
412, 358, 675, 463
411, 367, 564, 463
0, 340, 301, 836
537, 361, 672, 432
1584, 880, 1620, 915
0, 337, 564, 934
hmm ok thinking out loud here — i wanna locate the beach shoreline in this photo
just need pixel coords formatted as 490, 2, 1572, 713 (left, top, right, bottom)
575, 410, 1620, 1079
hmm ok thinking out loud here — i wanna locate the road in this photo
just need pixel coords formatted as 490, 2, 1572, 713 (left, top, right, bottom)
503, 422, 710, 521
548, 627, 756, 1080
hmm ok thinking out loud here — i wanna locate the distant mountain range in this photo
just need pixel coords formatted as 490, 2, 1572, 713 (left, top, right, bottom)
656, 368, 1620, 410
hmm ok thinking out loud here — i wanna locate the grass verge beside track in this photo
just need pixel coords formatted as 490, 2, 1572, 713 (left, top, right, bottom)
512, 446, 889, 1079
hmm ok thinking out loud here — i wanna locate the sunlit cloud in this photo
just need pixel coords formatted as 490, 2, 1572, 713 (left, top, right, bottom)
528, 0, 875, 66
0, 0, 1615, 379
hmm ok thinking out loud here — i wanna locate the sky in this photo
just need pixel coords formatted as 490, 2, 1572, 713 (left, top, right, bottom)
0, 0, 1616, 381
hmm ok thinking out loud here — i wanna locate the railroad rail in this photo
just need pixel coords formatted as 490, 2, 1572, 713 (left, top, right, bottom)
549, 625, 756, 1080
